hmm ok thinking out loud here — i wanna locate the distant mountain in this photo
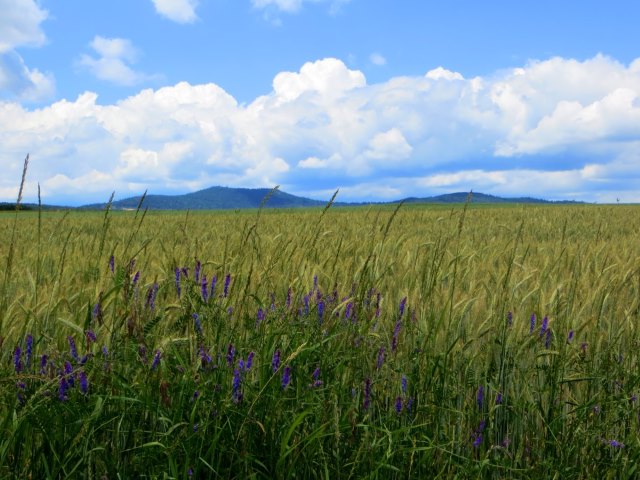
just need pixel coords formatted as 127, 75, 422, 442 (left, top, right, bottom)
79, 187, 584, 211
81, 186, 328, 210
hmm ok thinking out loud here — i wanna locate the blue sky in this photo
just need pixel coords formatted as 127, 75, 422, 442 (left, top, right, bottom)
1, 0, 640, 205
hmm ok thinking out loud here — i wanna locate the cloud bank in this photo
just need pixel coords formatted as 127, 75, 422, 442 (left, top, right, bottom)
1, 55, 640, 205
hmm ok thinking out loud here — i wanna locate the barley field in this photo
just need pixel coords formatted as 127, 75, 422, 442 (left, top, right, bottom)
1, 200, 640, 478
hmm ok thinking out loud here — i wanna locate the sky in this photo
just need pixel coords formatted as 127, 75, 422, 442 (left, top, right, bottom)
1, 0, 640, 205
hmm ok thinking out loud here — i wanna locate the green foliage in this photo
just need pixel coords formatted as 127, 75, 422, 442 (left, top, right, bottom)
1, 203, 640, 478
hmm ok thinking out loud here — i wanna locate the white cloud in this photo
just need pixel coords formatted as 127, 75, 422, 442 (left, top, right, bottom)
0, 0, 47, 53
2, 55, 640, 204
0, 51, 54, 101
151, 0, 199, 24
252, 0, 350, 14
370, 53, 386, 66
78, 36, 157, 86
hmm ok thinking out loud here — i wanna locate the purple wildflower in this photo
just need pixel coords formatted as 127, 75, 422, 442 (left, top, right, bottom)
246, 351, 254, 370
201, 275, 208, 302
194, 260, 201, 284
363, 378, 372, 410
92, 302, 102, 321
151, 350, 161, 370
376, 346, 385, 370
395, 396, 403, 414
238, 358, 245, 372
13, 346, 22, 373
507, 311, 513, 327
609, 439, 624, 448
188, 467, 194, 477
256, 308, 265, 326
64, 361, 74, 386
310, 367, 323, 388
25, 334, 33, 369
545, 329, 552, 348
68, 336, 79, 362
79, 371, 88, 395
567, 330, 574, 343
286, 287, 292, 309
109, 254, 114, 273
401, 375, 407, 394
85, 330, 97, 345
399, 297, 407, 318
193, 313, 203, 336
405, 397, 414, 413
227, 307, 233, 316
232, 368, 242, 403
175, 267, 181, 298
392, 320, 401, 352
477, 385, 484, 409
318, 301, 325, 323
303, 295, 310, 315
102, 345, 109, 370
270, 292, 276, 311
313, 275, 318, 292
146, 283, 159, 310
58, 377, 69, 401
496, 392, 503, 405
581, 342, 588, 353
539, 316, 548, 337
282, 366, 291, 389
39, 354, 48, 375
223, 274, 231, 297
138, 345, 148, 365
529, 313, 536, 333
345, 302, 353, 320
272, 349, 281, 373
132, 271, 140, 286
199, 345, 212, 366
226, 344, 235, 367
473, 433, 483, 448
375, 293, 381, 318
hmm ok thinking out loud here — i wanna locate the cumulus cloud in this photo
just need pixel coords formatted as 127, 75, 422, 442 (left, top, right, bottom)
2, 55, 640, 205
0, 0, 47, 53
151, 0, 198, 24
0, 51, 54, 101
78, 36, 156, 86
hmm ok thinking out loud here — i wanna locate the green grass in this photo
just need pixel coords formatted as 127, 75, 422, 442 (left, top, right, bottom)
1, 202, 640, 478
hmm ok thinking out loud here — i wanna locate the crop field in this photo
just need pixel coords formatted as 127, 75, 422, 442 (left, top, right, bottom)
1, 200, 640, 478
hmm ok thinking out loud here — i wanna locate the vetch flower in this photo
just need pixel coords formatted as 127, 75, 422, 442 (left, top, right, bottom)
310, 367, 323, 388
193, 313, 203, 336
68, 336, 79, 362
545, 329, 552, 348
79, 371, 88, 395
201, 275, 208, 303
395, 396, 403, 414
13, 346, 22, 373
318, 301, 325, 323
138, 345, 148, 365
39, 354, 48, 375
58, 377, 70, 401
401, 375, 407, 394
226, 344, 235, 367
539, 316, 548, 337
25, 334, 33, 369
272, 349, 281, 373
391, 320, 401, 352
92, 302, 102, 322
567, 330, 574, 343
64, 361, 74, 387
199, 345, 212, 366
109, 254, 114, 273
496, 392, 503, 405
286, 287, 292, 309
345, 302, 353, 320
175, 267, 181, 298
303, 295, 310, 315
376, 346, 385, 370
232, 368, 243, 403
282, 366, 291, 389
151, 350, 161, 370
608, 439, 624, 448
399, 297, 407, 318
223, 274, 231, 297
529, 314, 536, 334
132, 271, 140, 286
507, 311, 513, 327
194, 260, 201, 284
246, 351, 254, 370
146, 283, 159, 310
210, 275, 217, 299
256, 308, 265, 326
85, 330, 97, 346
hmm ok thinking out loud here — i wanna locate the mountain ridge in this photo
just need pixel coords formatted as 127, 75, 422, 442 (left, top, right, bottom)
78, 186, 584, 210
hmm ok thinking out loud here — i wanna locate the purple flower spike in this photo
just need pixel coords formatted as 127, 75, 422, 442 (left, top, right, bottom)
92, 302, 102, 321
313, 275, 318, 292
282, 366, 291, 389
25, 334, 33, 369
256, 308, 265, 326
477, 385, 484, 409
545, 329, 552, 348
318, 301, 325, 323
201, 275, 208, 303
496, 392, 503, 405
392, 320, 401, 352
132, 271, 140, 286
13, 346, 23, 373
539, 316, 548, 337
506, 311, 513, 327
376, 346, 385, 370
146, 283, 159, 310
109, 254, 114, 273
567, 330, 574, 343
193, 313, 203, 336
271, 349, 281, 373
151, 350, 161, 370
232, 368, 243, 403
223, 274, 231, 298
246, 351, 254, 370
59, 377, 69, 401
79, 371, 88, 395
226, 344, 235, 367
175, 267, 181, 298
303, 295, 310, 315
39, 354, 48, 375
85, 330, 97, 345
286, 287, 292, 309
473, 434, 483, 448
609, 439, 624, 448
401, 375, 407, 394
210, 275, 217, 298
68, 336, 79, 362
399, 297, 407, 318
529, 313, 536, 334
395, 396, 403, 414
